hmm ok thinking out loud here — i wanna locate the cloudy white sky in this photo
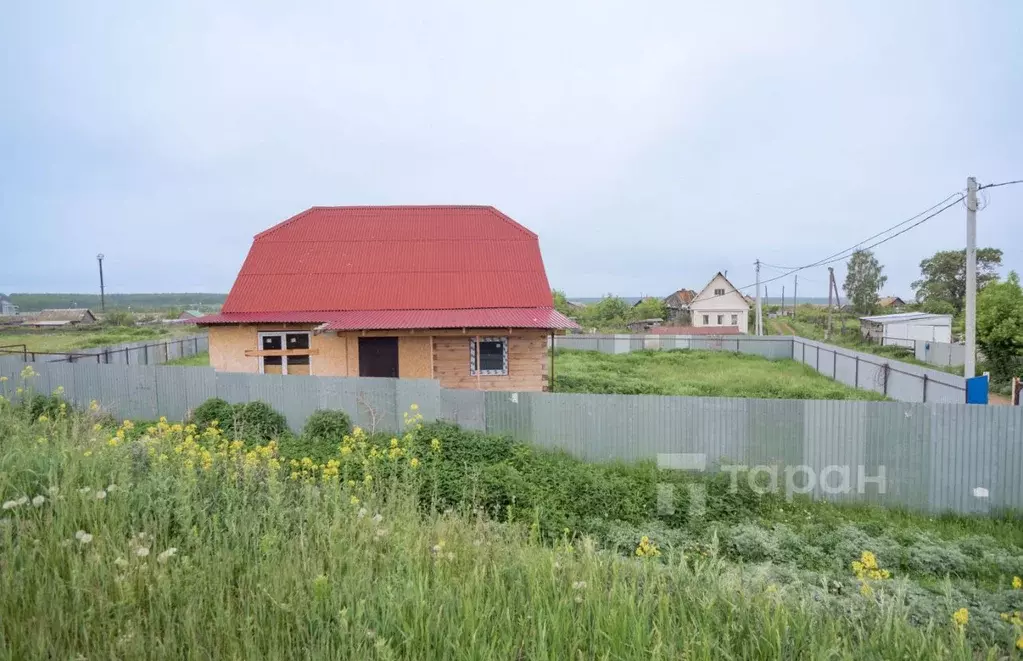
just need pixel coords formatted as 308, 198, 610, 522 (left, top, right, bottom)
2, 1, 1020, 299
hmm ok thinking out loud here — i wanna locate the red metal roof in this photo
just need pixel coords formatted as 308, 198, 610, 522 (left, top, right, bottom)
193, 308, 577, 330
648, 326, 742, 335
212, 206, 576, 330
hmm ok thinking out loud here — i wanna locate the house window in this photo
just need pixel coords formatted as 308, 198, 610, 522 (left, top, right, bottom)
469, 337, 508, 376
716, 314, 724, 325
731, 314, 738, 325
702, 314, 709, 325
258, 331, 311, 375
714, 288, 725, 296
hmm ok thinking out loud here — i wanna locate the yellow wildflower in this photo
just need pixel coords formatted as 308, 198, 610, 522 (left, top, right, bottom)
410, 457, 420, 469
410, 403, 419, 411
37, 415, 48, 422
1017, 636, 1023, 651
635, 535, 661, 558
1014, 576, 1022, 590
952, 608, 968, 627
350, 495, 360, 505
0, 375, 7, 382
431, 438, 441, 452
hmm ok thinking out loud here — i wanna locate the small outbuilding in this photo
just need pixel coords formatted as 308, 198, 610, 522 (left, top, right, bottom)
858, 312, 952, 347
25, 308, 97, 327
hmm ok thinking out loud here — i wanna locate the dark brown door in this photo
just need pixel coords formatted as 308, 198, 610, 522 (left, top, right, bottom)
358, 337, 399, 378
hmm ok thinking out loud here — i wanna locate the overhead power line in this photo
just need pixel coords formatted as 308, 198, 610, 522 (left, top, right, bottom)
699, 191, 965, 305
978, 179, 1023, 191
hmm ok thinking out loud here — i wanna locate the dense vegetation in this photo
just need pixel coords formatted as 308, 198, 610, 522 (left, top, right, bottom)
553, 348, 887, 399
3, 379, 1023, 657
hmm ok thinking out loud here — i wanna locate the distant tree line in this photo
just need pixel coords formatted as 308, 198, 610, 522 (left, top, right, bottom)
8, 293, 226, 313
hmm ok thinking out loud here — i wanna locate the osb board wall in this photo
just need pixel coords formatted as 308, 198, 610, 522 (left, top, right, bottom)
208, 326, 258, 373
312, 332, 349, 377
398, 336, 432, 378
433, 331, 548, 391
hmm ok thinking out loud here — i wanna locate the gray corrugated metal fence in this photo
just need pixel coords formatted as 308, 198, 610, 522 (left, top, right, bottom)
555, 334, 966, 404
914, 339, 968, 367
0, 358, 1018, 515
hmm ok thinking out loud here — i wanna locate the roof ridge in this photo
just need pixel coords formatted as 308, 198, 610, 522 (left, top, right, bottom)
254, 205, 539, 241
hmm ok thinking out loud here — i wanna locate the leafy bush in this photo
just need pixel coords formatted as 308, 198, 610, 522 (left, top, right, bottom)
276, 409, 353, 463
303, 409, 352, 443
191, 398, 234, 431
190, 397, 288, 444
231, 401, 288, 444
101, 309, 136, 327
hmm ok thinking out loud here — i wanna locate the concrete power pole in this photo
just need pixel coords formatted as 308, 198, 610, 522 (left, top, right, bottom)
965, 176, 978, 379
782, 286, 785, 315
755, 259, 762, 336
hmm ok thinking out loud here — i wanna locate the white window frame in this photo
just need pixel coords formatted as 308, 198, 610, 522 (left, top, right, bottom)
716, 314, 724, 325
257, 331, 312, 375
731, 314, 738, 326
702, 314, 709, 325
714, 288, 725, 296
469, 336, 509, 376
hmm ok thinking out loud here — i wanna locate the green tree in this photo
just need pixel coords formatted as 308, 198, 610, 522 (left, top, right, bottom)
630, 297, 667, 321
577, 294, 630, 329
551, 289, 572, 316
842, 250, 887, 315
911, 248, 1002, 313
976, 271, 1023, 382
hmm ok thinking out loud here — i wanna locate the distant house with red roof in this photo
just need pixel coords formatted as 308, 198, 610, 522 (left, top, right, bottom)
196, 206, 576, 391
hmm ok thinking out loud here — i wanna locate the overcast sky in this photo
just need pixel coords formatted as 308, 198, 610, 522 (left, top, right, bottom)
2, 1, 1021, 300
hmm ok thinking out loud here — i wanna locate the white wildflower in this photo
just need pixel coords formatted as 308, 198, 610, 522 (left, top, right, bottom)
135, 546, 150, 557
31, 495, 45, 507
47, 486, 59, 496
431, 544, 442, 554
79, 487, 92, 495
1, 500, 18, 511
574, 595, 584, 604
95, 490, 107, 500
157, 547, 178, 564
75, 530, 93, 544
572, 581, 587, 590
114, 557, 129, 568
371, 513, 383, 524
106, 484, 117, 492
14, 496, 28, 507
357, 507, 367, 519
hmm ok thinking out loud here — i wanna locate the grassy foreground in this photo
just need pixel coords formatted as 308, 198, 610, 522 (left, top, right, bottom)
3, 392, 1023, 657
553, 348, 887, 400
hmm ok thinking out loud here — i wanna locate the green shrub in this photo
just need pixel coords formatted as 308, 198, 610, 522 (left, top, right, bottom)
276, 410, 353, 463
232, 401, 288, 443
191, 397, 234, 432
190, 398, 288, 444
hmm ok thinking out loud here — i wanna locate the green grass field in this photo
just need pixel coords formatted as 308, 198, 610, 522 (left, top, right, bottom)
553, 348, 887, 400
3, 390, 1023, 658
0, 325, 201, 354
164, 351, 210, 366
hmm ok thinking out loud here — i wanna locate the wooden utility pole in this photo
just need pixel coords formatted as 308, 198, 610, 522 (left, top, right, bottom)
793, 274, 798, 319
826, 267, 836, 340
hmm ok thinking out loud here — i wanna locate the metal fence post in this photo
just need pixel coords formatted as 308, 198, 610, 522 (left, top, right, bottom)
922, 373, 928, 402
833, 349, 837, 379
854, 356, 859, 388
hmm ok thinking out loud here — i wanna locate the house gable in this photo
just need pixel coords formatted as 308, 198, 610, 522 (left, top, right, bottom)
689, 273, 750, 312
